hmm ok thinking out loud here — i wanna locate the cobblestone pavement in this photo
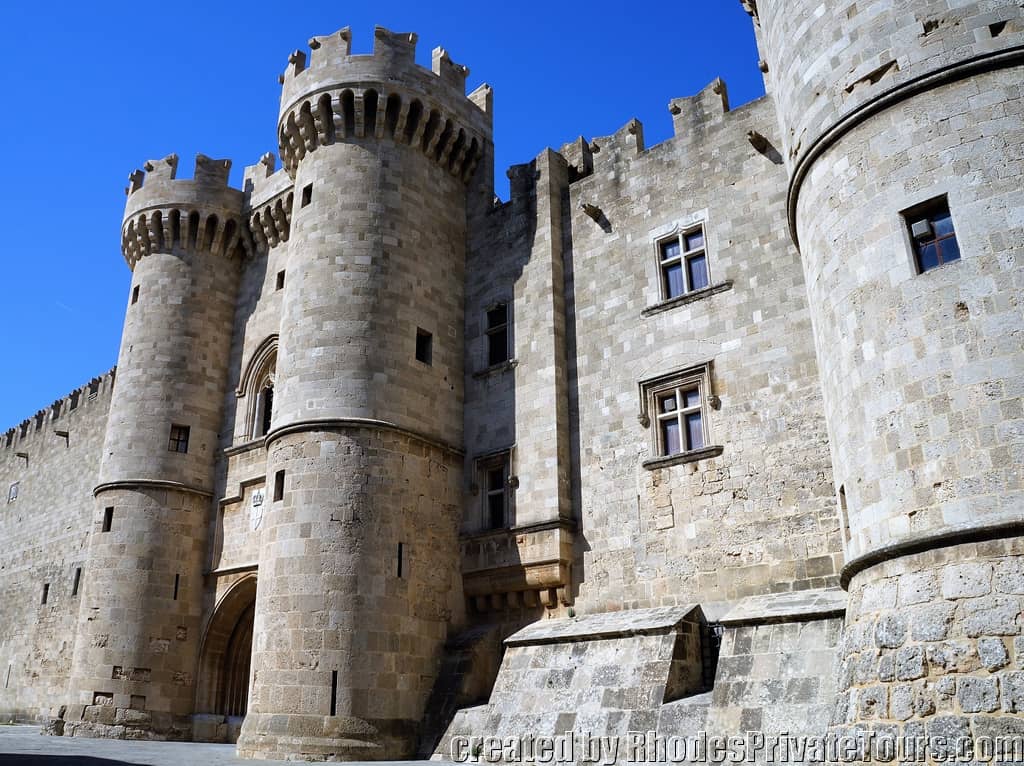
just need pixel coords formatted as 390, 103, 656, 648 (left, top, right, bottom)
0, 726, 448, 766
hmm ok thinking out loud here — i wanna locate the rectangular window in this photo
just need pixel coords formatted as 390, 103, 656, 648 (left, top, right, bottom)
658, 224, 710, 300
301, 183, 313, 207
415, 328, 433, 365
640, 363, 717, 465
904, 197, 960, 273
102, 507, 114, 532
485, 303, 511, 367
7, 482, 18, 504
397, 543, 404, 579
131, 285, 140, 305
273, 470, 285, 502
173, 574, 180, 601
72, 568, 82, 597
479, 452, 512, 530
168, 424, 190, 454
276, 270, 286, 291
41, 584, 49, 605
656, 387, 705, 455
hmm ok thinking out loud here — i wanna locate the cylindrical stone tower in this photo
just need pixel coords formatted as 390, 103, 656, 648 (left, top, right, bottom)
60, 154, 249, 739
747, 0, 1023, 755
236, 27, 492, 760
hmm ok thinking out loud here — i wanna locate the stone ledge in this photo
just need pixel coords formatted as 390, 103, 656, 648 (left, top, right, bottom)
640, 281, 733, 318
471, 358, 518, 379
717, 587, 847, 627
505, 604, 701, 646
642, 445, 724, 471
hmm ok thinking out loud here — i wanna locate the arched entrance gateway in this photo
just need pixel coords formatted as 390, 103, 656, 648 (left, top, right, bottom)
194, 575, 257, 743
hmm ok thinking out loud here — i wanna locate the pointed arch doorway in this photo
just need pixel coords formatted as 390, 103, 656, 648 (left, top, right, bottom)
195, 574, 257, 743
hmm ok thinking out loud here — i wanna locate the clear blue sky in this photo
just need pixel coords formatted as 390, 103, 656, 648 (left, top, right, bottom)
0, 1, 763, 431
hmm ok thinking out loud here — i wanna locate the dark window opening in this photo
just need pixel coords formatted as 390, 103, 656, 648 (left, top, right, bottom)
301, 183, 313, 207
276, 270, 285, 291
102, 507, 114, 533
41, 584, 49, 605
72, 568, 82, 597
274, 470, 285, 502
485, 303, 510, 367
173, 574, 180, 601
839, 485, 851, 544
397, 543, 404, 579
415, 328, 433, 365
257, 385, 274, 437
905, 197, 960, 273
168, 424, 190, 454
131, 285, 140, 305
330, 670, 338, 716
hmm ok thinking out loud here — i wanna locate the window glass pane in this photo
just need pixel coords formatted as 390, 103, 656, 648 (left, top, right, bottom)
917, 242, 939, 272
932, 213, 954, 238
660, 240, 681, 261
682, 389, 701, 409
661, 419, 681, 456
487, 467, 504, 492
685, 230, 704, 251
938, 236, 961, 264
664, 262, 685, 299
487, 494, 505, 528
659, 395, 677, 414
487, 331, 508, 366
486, 304, 508, 328
687, 254, 709, 291
685, 412, 704, 451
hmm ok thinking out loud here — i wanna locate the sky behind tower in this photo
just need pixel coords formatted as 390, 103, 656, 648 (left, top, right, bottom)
0, 1, 764, 431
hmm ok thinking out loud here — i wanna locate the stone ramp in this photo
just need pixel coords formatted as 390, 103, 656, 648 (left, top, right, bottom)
434, 593, 845, 764
433, 606, 708, 762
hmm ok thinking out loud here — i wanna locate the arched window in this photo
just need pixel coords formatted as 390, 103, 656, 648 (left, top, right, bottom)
237, 336, 278, 442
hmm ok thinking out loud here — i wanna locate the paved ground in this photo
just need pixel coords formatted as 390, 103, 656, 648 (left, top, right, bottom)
0, 726, 446, 765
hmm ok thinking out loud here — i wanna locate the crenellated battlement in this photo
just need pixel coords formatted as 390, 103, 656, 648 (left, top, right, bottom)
275, 26, 492, 181
121, 153, 251, 269
2, 367, 115, 449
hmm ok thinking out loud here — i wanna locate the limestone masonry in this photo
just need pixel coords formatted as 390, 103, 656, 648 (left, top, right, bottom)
1, 2, 1022, 762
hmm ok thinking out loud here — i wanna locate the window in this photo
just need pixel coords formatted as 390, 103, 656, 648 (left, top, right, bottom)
639, 363, 720, 468
102, 507, 113, 532
273, 470, 285, 502
415, 328, 433, 365
485, 303, 510, 367
168, 424, 190, 454
7, 482, 17, 504
656, 386, 705, 455
253, 383, 274, 439
904, 197, 960, 273
276, 270, 285, 291
72, 568, 82, 597
301, 183, 313, 207
479, 452, 512, 530
41, 584, 49, 605
131, 285, 140, 305
658, 226, 709, 300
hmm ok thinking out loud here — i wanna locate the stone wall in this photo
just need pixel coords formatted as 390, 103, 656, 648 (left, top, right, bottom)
0, 371, 113, 722
562, 90, 840, 613
835, 538, 1024, 758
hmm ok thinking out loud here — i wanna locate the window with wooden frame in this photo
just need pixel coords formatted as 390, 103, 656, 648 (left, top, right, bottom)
658, 225, 709, 301
168, 424, 190, 454
478, 451, 512, 531
903, 196, 961, 273
639, 363, 722, 468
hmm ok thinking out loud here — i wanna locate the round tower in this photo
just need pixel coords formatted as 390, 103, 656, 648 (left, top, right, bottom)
236, 27, 492, 760
748, 0, 1023, 750
60, 154, 249, 739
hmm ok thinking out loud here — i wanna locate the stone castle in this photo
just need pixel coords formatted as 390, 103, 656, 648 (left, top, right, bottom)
1, 2, 1022, 762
